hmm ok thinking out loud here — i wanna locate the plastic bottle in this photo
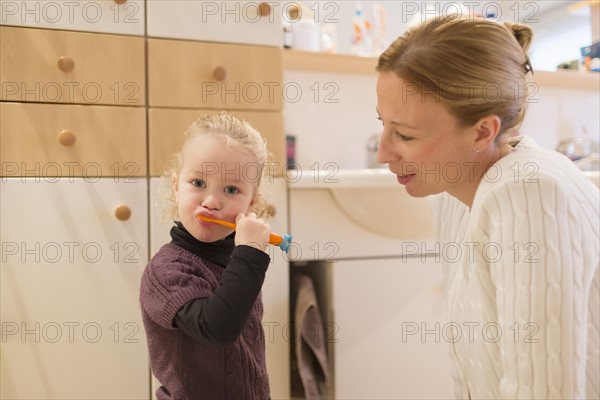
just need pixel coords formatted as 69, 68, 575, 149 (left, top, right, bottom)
351, 2, 372, 56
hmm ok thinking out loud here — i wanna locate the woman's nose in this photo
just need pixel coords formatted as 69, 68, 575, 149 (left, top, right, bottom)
377, 131, 398, 164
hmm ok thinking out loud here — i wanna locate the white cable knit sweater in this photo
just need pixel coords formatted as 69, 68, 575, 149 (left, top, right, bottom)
434, 136, 599, 400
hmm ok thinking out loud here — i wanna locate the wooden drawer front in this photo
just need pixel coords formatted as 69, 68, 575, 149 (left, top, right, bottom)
147, 1, 281, 47
0, 0, 145, 36
0, 26, 145, 105
148, 39, 282, 110
1, 102, 146, 177
148, 108, 284, 176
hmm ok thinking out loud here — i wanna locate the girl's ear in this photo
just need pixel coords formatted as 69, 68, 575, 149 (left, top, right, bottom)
172, 174, 179, 202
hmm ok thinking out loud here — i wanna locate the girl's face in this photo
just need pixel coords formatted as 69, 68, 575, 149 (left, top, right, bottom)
174, 135, 258, 242
376, 71, 481, 201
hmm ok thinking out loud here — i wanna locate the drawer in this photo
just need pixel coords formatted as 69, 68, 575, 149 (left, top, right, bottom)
147, 1, 281, 47
0, 0, 145, 36
148, 38, 282, 110
148, 108, 284, 176
1, 102, 146, 177
0, 26, 145, 105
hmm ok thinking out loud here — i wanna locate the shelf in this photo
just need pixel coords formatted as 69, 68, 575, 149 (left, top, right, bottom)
283, 49, 599, 90
531, 70, 599, 90
283, 49, 378, 75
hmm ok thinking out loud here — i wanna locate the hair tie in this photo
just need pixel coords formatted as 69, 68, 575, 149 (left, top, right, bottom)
523, 56, 534, 75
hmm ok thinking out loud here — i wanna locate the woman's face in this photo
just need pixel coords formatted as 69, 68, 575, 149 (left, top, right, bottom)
174, 136, 258, 242
376, 71, 480, 200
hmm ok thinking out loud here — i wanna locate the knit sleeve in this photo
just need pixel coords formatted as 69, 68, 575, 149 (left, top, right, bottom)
174, 245, 270, 346
140, 248, 215, 330
475, 174, 590, 399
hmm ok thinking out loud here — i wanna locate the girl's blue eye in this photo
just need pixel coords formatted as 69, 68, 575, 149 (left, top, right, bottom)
191, 179, 206, 188
224, 186, 240, 195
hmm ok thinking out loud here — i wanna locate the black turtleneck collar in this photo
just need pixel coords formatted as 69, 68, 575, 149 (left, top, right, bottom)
170, 221, 235, 268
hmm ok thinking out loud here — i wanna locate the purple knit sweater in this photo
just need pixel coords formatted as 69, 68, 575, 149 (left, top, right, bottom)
140, 242, 269, 400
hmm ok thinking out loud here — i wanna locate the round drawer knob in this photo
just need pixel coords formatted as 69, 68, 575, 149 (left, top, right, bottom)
258, 2, 271, 17
287, 4, 300, 21
266, 203, 276, 218
115, 205, 131, 221
57, 56, 75, 73
212, 66, 227, 81
58, 130, 76, 147
114, 0, 127, 4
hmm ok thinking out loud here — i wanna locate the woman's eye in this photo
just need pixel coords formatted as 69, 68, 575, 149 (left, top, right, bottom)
224, 186, 240, 195
396, 132, 413, 141
191, 179, 206, 188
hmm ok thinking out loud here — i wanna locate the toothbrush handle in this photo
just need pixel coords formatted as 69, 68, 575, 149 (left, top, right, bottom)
197, 215, 292, 251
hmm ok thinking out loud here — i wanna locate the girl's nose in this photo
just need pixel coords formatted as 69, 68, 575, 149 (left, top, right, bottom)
201, 194, 220, 210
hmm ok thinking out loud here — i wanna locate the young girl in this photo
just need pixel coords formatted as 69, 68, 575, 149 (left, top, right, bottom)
140, 112, 273, 399
376, 15, 599, 400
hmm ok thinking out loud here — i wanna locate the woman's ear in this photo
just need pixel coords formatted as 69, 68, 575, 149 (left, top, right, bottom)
473, 115, 502, 148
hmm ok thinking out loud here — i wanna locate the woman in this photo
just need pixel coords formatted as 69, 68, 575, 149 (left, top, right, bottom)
376, 15, 599, 400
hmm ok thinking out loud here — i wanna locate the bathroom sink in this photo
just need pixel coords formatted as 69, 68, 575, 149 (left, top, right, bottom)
289, 168, 436, 240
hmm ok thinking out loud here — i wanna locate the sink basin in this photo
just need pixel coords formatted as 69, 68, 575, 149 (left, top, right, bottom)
289, 169, 436, 240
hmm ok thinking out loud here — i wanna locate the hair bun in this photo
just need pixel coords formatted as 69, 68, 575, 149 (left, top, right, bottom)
504, 21, 533, 53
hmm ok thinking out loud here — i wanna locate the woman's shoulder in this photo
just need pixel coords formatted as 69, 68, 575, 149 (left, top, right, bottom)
474, 136, 599, 218
479, 136, 596, 195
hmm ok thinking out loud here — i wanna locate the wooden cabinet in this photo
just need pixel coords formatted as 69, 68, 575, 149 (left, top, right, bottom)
1, 1, 289, 398
147, 0, 281, 46
0, 178, 149, 400
0, 0, 145, 35
0, 26, 145, 105
0, 17, 150, 400
148, 107, 284, 176
1, 102, 146, 177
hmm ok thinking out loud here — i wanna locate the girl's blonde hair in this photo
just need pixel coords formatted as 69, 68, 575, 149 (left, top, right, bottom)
159, 112, 270, 223
377, 14, 534, 137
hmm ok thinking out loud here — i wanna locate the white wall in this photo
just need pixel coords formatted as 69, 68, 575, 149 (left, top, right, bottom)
284, 70, 599, 169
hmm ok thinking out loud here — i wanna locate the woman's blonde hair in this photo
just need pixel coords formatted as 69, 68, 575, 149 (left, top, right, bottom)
159, 112, 270, 223
377, 14, 534, 136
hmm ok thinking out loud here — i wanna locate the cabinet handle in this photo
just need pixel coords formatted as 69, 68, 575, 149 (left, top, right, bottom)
266, 203, 276, 218
258, 2, 271, 17
212, 66, 227, 81
57, 56, 75, 73
114, 0, 127, 4
58, 130, 76, 147
287, 4, 300, 21
115, 205, 132, 221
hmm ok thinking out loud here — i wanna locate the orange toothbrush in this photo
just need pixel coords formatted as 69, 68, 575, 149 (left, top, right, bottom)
197, 215, 292, 252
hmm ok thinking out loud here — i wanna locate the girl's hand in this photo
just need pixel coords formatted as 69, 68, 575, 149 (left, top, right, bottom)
234, 212, 271, 252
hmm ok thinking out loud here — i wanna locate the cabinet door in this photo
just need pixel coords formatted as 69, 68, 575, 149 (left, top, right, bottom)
0, 0, 145, 36
0, 178, 149, 400
148, 108, 285, 176
330, 256, 454, 399
148, 38, 282, 110
0, 26, 145, 105
147, 0, 281, 46
1, 102, 146, 177
261, 177, 290, 399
